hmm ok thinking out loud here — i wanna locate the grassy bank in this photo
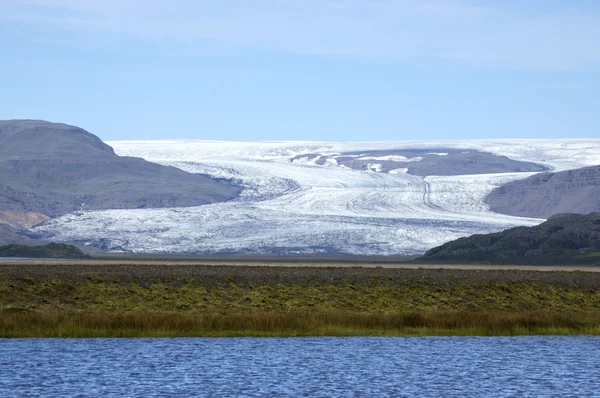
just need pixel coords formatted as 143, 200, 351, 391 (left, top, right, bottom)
3, 311, 600, 338
1, 265, 599, 337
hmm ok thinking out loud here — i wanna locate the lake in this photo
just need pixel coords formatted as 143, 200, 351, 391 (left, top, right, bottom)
1, 336, 599, 397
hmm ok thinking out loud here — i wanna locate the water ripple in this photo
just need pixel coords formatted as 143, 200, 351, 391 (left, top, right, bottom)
1, 336, 599, 397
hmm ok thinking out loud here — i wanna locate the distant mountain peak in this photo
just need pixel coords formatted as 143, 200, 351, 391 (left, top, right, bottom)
0, 120, 241, 231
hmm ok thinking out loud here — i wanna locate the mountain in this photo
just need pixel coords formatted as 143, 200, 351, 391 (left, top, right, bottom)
485, 165, 600, 219
418, 213, 600, 264
0, 120, 241, 229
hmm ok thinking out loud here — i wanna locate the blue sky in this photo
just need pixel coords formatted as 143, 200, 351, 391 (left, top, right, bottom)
1, 1, 599, 141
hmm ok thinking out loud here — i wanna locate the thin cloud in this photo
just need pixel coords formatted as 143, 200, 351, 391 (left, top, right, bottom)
3, 0, 600, 69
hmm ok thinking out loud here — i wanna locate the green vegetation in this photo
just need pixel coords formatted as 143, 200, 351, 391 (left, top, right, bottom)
0, 243, 88, 259
1, 275, 599, 337
3, 311, 599, 338
419, 212, 600, 265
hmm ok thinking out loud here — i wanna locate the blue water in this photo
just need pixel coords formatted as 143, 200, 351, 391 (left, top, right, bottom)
1, 336, 599, 397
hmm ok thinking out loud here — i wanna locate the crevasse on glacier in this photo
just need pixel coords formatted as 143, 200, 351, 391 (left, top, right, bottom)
30, 139, 600, 255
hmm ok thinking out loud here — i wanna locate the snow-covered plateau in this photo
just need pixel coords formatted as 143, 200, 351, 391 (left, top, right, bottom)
31, 139, 600, 255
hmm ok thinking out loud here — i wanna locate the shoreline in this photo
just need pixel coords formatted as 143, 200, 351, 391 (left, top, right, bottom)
2, 258, 600, 272
1, 262, 599, 337
3, 311, 600, 338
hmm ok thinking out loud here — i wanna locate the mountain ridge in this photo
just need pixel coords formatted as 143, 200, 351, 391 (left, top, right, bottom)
0, 120, 241, 236
485, 165, 600, 219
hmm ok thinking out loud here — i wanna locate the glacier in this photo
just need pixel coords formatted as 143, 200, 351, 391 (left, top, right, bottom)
30, 139, 600, 255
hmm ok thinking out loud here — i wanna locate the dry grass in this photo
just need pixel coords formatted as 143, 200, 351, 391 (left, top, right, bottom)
2, 311, 599, 338
1, 269, 599, 337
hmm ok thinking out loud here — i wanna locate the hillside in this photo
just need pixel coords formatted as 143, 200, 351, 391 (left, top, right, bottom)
419, 212, 600, 265
0, 224, 30, 246
0, 120, 241, 229
0, 243, 88, 259
485, 165, 600, 219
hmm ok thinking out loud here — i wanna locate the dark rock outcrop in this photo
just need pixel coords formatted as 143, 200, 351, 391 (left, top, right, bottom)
0, 243, 88, 259
292, 149, 548, 176
0, 120, 241, 220
419, 212, 600, 264
485, 165, 600, 219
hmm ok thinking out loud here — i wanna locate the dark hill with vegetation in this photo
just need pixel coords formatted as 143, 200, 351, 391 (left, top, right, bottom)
0, 243, 88, 259
485, 165, 600, 219
419, 213, 600, 265
0, 120, 241, 221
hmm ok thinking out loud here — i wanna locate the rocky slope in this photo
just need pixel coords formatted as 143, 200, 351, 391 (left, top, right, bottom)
485, 165, 600, 219
292, 149, 547, 176
0, 120, 241, 228
419, 212, 600, 264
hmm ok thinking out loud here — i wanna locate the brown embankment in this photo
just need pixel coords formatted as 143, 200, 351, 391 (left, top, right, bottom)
1, 260, 600, 287
1, 260, 599, 337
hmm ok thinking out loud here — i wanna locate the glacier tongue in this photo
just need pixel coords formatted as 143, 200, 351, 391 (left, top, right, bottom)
30, 139, 600, 255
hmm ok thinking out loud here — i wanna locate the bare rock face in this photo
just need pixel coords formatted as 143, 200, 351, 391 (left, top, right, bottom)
485, 165, 600, 219
0, 120, 241, 220
292, 149, 547, 176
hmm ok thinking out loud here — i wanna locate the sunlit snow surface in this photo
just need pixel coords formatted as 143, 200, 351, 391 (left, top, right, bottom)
32, 139, 600, 255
